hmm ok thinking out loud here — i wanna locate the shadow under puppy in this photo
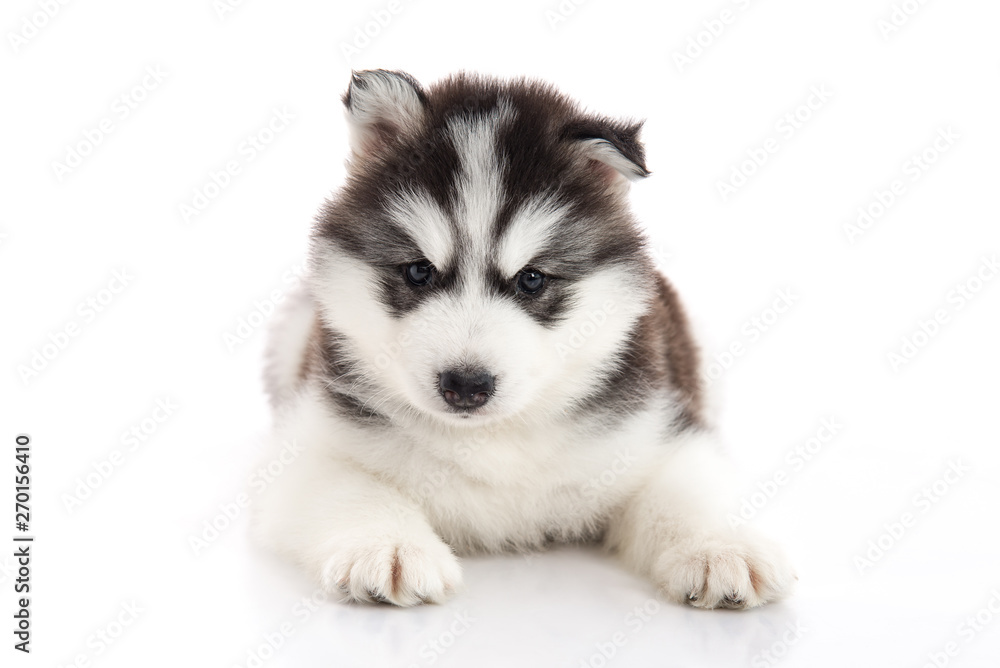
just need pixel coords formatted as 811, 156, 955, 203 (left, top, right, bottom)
253, 69, 795, 609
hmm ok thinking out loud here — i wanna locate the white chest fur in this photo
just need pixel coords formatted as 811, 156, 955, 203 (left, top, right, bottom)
301, 390, 675, 553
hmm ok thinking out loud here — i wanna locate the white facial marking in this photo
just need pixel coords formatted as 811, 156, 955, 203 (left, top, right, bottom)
310, 242, 394, 361
448, 100, 515, 259
496, 195, 570, 277
386, 189, 454, 268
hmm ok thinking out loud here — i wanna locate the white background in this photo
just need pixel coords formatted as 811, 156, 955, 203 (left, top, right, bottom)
3, 0, 1000, 666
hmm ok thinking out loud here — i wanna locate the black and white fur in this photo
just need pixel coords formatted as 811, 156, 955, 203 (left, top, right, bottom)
253, 70, 795, 609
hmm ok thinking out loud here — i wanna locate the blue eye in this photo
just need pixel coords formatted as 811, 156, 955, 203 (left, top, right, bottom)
517, 269, 545, 294
405, 261, 433, 286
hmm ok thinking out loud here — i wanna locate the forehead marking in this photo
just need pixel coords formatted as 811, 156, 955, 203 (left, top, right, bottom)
448, 100, 515, 264
495, 195, 569, 277
386, 189, 454, 268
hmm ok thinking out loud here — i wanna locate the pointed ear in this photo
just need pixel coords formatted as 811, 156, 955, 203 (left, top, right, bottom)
342, 69, 427, 163
562, 118, 650, 184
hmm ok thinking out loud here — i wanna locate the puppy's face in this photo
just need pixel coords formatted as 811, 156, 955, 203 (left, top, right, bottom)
312, 71, 657, 426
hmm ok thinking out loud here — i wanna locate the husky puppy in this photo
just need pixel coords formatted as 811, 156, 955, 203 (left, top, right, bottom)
253, 69, 795, 609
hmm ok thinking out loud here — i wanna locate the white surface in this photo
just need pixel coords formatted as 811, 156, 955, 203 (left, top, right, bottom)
3, 0, 1000, 666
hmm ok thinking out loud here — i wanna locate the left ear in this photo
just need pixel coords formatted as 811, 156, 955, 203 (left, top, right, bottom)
342, 69, 427, 164
563, 118, 650, 184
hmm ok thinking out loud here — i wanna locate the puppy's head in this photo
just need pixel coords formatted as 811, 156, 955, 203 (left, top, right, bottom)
311, 70, 659, 426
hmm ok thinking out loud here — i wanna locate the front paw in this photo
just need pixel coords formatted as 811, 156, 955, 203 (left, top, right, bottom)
654, 534, 795, 609
319, 533, 462, 607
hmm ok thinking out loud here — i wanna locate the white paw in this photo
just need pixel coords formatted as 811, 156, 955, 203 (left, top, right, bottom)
654, 533, 795, 609
319, 534, 462, 607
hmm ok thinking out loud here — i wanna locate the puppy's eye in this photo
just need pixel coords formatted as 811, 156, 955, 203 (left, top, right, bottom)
405, 261, 434, 286
516, 268, 545, 295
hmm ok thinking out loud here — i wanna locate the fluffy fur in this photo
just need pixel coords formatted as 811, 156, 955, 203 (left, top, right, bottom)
253, 69, 795, 608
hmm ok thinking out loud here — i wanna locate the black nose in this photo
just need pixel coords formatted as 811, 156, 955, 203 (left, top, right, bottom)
439, 370, 495, 409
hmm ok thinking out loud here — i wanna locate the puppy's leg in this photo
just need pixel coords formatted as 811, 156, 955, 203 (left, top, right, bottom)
252, 413, 461, 606
605, 431, 796, 609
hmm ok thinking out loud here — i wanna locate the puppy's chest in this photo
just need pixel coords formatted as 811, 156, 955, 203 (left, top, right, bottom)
369, 415, 667, 547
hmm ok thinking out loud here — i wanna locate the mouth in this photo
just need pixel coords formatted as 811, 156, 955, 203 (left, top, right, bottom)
440, 404, 489, 420
432, 397, 501, 424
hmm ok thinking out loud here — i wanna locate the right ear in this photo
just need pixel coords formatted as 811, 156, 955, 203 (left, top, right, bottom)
342, 69, 427, 163
562, 117, 650, 187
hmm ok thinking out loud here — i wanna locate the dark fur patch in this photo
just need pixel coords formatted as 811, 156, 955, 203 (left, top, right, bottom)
654, 274, 704, 430
572, 273, 703, 430
313, 323, 391, 426
374, 262, 464, 319
478, 265, 571, 327
389, 547, 403, 596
